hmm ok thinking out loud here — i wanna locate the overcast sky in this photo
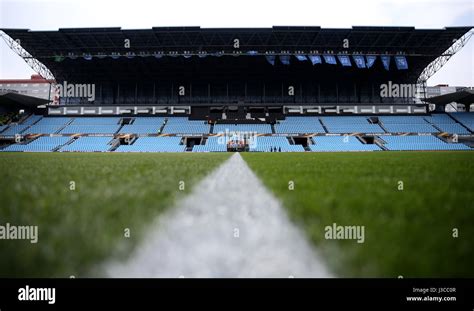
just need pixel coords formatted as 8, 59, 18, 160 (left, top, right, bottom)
0, 0, 472, 86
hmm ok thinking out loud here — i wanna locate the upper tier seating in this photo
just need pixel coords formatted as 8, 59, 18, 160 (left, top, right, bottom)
423, 114, 456, 124
378, 116, 429, 124
321, 116, 385, 134
21, 114, 42, 125
1, 124, 31, 136
379, 135, 470, 150
60, 136, 113, 152
162, 117, 210, 134
213, 123, 273, 134
424, 114, 470, 134
60, 117, 120, 134
274, 117, 326, 134
2, 136, 72, 152
432, 123, 470, 135
378, 116, 439, 133
70, 117, 121, 125
449, 112, 474, 132
119, 117, 165, 134
119, 125, 162, 134
22, 117, 72, 134
0, 125, 10, 133
132, 117, 166, 125
382, 123, 439, 133
60, 125, 121, 134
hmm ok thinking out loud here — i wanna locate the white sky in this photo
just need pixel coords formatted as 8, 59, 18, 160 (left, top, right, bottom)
0, 0, 473, 86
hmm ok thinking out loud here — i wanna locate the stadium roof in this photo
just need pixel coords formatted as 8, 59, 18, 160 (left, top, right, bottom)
425, 88, 474, 105
0, 91, 49, 111
2, 26, 471, 55
1, 26, 472, 84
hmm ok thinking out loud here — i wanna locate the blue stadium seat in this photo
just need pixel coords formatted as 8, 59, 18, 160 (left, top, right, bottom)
60, 136, 112, 152
382, 123, 439, 133
2, 136, 72, 152
378, 116, 428, 124
449, 112, 474, 132
162, 117, 210, 134
379, 135, 470, 150
192, 136, 227, 152
115, 137, 185, 152
249, 136, 305, 152
0, 124, 30, 136
70, 117, 120, 125
21, 115, 42, 125
274, 117, 326, 134
213, 124, 272, 134
309, 136, 380, 152
321, 116, 385, 133
60, 125, 120, 134
424, 114, 470, 134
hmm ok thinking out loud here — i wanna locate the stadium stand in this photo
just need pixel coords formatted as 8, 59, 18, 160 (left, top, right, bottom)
60, 137, 113, 152
23, 124, 62, 134
378, 116, 428, 124
192, 136, 305, 152
162, 117, 210, 134
192, 137, 228, 152
118, 124, 161, 134
132, 117, 165, 125
1, 26, 473, 153
118, 117, 165, 135
274, 117, 326, 134
21, 117, 71, 134
378, 116, 439, 133
60, 125, 121, 134
115, 137, 185, 152
1, 124, 30, 136
382, 123, 439, 133
213, 124, 273, 134
379, 135, 470, 150
58, 117, 120, 134
321, 116, 385, 134
423, 114, 470, 134
35, 117, 71, 125
449, 112, 474, 132
309, 136, 381, 152
3, 136, 71, 152
69, 117, 120, 125
423, 114, 456, 124
192, 145, 228, 152
1, 113, 472, 152
21, 114, 42, 125
249, 136, 305, 152
432, 123, 470, 135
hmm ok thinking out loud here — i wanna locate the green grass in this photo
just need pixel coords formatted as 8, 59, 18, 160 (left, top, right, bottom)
242, 151, 474, 277
0, 152, 230, 277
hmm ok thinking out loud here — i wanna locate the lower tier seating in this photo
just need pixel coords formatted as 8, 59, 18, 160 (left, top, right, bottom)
309, 136, 381, 152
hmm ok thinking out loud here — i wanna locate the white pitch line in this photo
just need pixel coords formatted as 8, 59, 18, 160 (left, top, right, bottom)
104, 153, 332, 278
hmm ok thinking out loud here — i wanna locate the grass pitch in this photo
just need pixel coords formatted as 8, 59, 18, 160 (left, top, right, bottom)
243, 151, 474, 277
1, 151, 472, 278
0, 152, 230, 277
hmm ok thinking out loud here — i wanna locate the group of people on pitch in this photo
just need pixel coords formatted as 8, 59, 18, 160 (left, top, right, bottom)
269, 147, 282, 152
